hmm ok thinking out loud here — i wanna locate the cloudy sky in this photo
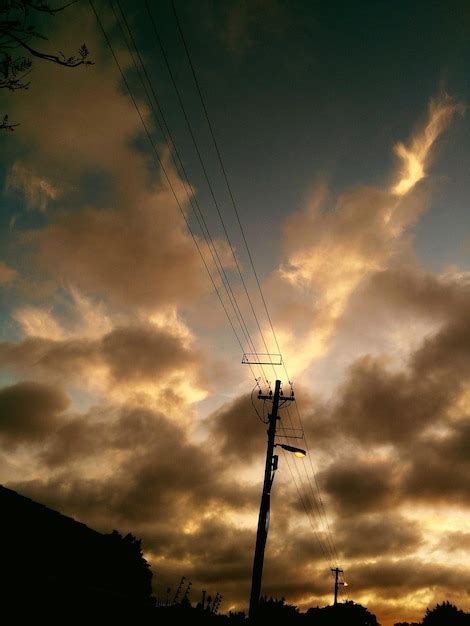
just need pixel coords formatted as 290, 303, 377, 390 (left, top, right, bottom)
1, 1, 470, 624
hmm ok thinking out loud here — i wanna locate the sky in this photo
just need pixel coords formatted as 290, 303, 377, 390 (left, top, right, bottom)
1, 1, 470, 624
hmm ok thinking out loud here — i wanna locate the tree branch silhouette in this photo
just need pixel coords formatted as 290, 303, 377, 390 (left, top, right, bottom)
0, 0, 93, 129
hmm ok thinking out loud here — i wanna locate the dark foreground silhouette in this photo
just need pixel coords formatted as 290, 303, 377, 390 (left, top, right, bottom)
152, 598, 470, 626
2, 485, 469, 625
2, 485, 153, 621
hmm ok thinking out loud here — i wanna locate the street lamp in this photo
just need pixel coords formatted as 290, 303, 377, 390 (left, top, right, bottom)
248, 380, 307, 621
275, 444, 306, 458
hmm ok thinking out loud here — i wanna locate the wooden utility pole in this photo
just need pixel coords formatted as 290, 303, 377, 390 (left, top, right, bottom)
331, 567, 344, 605
248, 380, 282, 620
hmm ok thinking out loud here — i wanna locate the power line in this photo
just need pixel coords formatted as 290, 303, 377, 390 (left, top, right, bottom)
279, 448, 332, 563
159, 0, 280, 383
110, 0, 268, 383
291, 398, 340, 566
170, 0, 286, 377
283, 405, 336, 566
169, 0, 339, 566
92, 0, 339, 569
88, 0, 262, 382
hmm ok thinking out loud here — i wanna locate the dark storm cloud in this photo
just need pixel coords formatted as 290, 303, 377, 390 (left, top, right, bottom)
334, 512, 423, 558
0, 323, 202, 385
205, 392, 268, 462
102, 325, 198, 382
285, 533, 330, 563
350, 559, 470, 597
361, 268, 470, 321
149, 517, 254, 566
412, 312, 470, 378
12, 402, 259, 529
320, 456, 397, 515
331, 355, 451, 445
402, 418, 470, 505
0, 381, 69, 445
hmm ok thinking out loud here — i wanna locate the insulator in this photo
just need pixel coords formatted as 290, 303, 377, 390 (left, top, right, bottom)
269, 390, 272, 397
280, 390, 283, 396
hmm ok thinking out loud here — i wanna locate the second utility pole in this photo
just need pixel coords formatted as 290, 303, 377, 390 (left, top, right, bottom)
331, 567, 344, 605
248, 379, 282, 621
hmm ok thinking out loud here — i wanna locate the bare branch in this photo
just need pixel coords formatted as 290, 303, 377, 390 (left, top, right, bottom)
2, 1, 79, 16
0, 0, 93, 127
30, 1, 79, 15
5, 30, 93, 66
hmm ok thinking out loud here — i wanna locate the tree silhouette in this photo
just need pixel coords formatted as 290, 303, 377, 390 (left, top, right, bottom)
422, 601, 470, 626
256, 596, 300, 624
103, 529, 154, 603
306, 601, 381, 626
0, 0, 93, 129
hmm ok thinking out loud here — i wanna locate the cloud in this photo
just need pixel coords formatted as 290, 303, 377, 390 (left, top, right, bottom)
350, 558, 470, 597
271, 95, 462, 377
334, 512, 423, 558
9, 400, 260, 539
2, 5, 225, 312
0, 261, 18, 285
301, 270, 470, 449
102, 324, 199, 382
402, 419, 470, 506
0, 381, 69, 445
320, 455, 398, 515
391, 94, 463, 196
6, 162, 61, 212
411, 311, 470, 380
437, 531, 470, 553
0, 321, 207, 406
205, 392, 268, 462
356, 267, 470, 322
1, 5, 145, 199
330, 355, 451, 445
26, 188, 210, 310
12, 306, 67, 340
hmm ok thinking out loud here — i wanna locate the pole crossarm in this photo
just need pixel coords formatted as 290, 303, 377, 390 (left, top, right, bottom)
242, 352, 283, 366
257, 394, 295, 401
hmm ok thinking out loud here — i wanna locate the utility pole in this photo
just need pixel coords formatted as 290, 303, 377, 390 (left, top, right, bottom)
173, 576, 186, 605
212, 593, 222, 614
182, 580, 192, 604
331, 567, 344, 605
248, 379, 282, 620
